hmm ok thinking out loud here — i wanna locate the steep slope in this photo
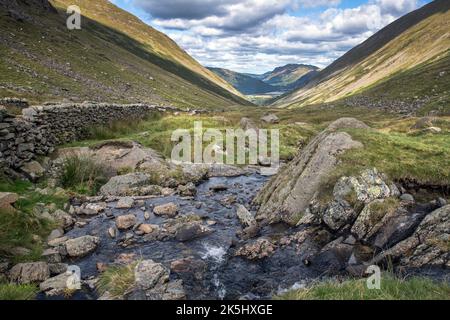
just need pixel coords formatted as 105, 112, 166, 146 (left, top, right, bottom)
0, 0, 250, 108
275, 0, 450, 110
208, 67, 277, 95
261, 64, 319, 87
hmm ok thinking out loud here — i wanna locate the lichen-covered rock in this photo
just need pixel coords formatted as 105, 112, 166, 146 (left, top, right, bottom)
322, 200, 356, 231
235, 239, 276, 260
100, 173, 151, 196
333, 168, 392, 204
0, 192, 18, 212
116, 197, 135, 209
52, 209, 75, 230
261, 114, 279, 124
65, 236, 100, 258
255, 118, 367, 225
21, 160, 45, 181
9, 262, 50, 284
236, 204, 256, 227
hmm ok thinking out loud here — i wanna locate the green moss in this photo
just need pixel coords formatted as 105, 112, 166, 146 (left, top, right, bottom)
276, 275, 450, 300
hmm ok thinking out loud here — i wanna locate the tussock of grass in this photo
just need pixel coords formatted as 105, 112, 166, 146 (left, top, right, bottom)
59, 155, 109, 195
0, 283, 38, 300
97, 264, 137, 299
276, 276, 450, 300
0, 177, 66, 262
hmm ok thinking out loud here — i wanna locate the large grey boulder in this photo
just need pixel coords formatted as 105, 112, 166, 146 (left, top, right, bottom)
371, 205, 450, 268
254, 118, 368, 225
9, 262, 50, 284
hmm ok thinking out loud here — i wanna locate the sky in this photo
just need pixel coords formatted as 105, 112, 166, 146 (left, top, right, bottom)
110, 0, 430, 74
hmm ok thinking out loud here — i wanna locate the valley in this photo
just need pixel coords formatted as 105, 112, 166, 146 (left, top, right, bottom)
0, 0, 449, 302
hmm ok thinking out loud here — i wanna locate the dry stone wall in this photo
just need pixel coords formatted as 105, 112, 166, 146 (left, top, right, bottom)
0, 102, 177, 177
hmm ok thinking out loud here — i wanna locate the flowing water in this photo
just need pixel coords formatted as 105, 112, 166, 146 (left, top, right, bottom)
50, 174, 321, 300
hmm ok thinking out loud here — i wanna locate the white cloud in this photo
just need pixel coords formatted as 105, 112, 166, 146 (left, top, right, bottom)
130, 0, 422, 73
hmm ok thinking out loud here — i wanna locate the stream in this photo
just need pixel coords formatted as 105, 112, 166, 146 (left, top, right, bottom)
43, 173, 321, 300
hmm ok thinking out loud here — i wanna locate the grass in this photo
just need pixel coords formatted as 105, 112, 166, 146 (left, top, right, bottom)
0, 177, 67, 263
97, 263, 137, 299
276, 275, 450, 300
59, 154, 109, 195
334, 128, 450, 187
0, 282, 38, 300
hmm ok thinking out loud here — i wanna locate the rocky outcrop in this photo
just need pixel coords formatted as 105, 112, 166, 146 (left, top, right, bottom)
254, 118, 367, 225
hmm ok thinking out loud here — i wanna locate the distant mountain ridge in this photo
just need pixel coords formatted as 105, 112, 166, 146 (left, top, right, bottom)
274, 0, 450, 113
209, 64, 319, 96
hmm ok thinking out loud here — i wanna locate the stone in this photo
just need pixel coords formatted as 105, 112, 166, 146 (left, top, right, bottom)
177, 183, 197, 197
236, 204, 256, 227
42, 248, 61, 264
422, 127, 442, 134
261, 114, 279, 124
255, 118, 367, 225
39, 272, 75, 296
134, 260, 169, 291
48, 229, 64, 241
154, 203, 179, 218
53, 209, 75, 230
138, 224, 158, 234
170, 257, 207, 280
235, 239, 276, 260
116, 197, 135, 209
175, 222, 212, 242
9, 262, 50, 284
116, 214, 137, 230
144, 211, 151, 220
65, 236, 100, 258
48, 236, 68, 247
0, 192, 19, 211
240, 117, 258, 131
411, 117, 437, 130
400, 194, 415, 203
108, 227, 117, 238
83, 202, 107, 215
48, 263, 68, 276
371, 205, 450, 268
322, 200, 357, 231
21, 161, 45, 181
100, 173, 152, 196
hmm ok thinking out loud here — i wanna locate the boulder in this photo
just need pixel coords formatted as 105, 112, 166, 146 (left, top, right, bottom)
116, 197, 135, 209
175, 222, 212, 242
100, 173, 151, 196
21, 161, 45, 181
177, 183, 197, 197
52, 209, 75, 230
236, 204, 256, 227
0, 192, 18, 212
261, 114, 279, 124
372, 205, 450, 268
9, 262, 50, 284
39, 272, 74, 296
134, 260, 169, 291
64, 236, 100, 258
240, 117, 258, 131
153, 203, 179, 218
255, 118, 367, 225
115, 214, 137, 230
138, 224, 158, 234
411, 117, 438, 130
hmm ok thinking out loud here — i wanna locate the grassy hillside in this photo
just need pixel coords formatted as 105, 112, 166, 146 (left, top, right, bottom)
208, 67, 276, 95
0, 0, 250, 109
275, 0, 450, 113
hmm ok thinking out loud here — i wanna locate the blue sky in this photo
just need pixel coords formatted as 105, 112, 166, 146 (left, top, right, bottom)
110, 0, 430, 73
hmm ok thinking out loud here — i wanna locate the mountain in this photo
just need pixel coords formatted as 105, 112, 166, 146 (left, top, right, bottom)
0, 0, 250, 109
275, 0, 450, 113
260, 64, 319, 87
208, 67, 277, 95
